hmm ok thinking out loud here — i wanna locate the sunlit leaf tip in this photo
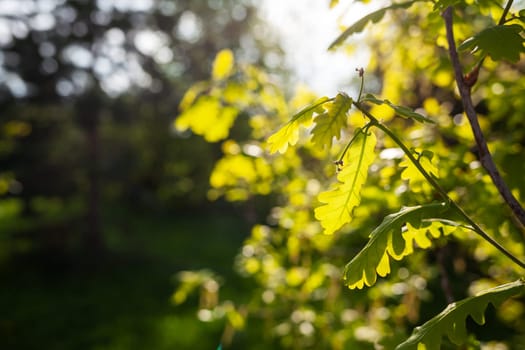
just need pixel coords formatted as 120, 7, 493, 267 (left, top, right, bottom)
396, 279, 525, 350
311, 93, 353, 149
267, 96, 331, 154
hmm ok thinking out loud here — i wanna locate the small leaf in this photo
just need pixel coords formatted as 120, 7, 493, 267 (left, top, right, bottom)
311, 93, 353, 149
458, 24, 525, 62
363, 94, 434, 123
519, 9, 525, 23
212, 49, 235, 80
267, 97, 331, 154
175, 97, 238, 142
396, 279, 525, 350
315, 129, 376, 234
343, 202, 453, 289
328, 1, 418, 50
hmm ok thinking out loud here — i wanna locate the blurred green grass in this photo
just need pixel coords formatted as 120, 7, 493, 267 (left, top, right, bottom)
0, 211, 248, 350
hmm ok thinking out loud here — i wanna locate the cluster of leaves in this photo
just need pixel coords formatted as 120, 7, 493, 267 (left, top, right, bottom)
174, 0, 525, 348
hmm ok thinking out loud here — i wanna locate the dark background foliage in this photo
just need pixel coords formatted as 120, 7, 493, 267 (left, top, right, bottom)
0, 1, 279, 348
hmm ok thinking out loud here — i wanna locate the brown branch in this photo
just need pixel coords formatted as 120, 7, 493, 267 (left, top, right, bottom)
498, 0, 514, 25
442, 7, 525, 231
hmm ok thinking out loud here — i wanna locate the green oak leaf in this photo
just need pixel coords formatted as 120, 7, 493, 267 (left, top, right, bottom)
459, 24, 525, 62
396, 279, 525, 350
315, 128, 376, 235
267, 96, 330, 154
311, 93, 353, 149
343, 202, 454, 289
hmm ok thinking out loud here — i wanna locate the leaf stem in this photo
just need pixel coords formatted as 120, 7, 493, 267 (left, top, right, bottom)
356, 67, 365, 102
337, 125, 370, 165
354, 102, 447, 196
353, 101, 525, 269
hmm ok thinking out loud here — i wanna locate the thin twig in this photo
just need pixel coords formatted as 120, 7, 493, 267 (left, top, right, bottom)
498, 0, 514, 25
442, 6, 525, 230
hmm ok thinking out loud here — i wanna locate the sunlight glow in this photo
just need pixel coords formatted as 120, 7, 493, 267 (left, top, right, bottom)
259, 0, 373, 95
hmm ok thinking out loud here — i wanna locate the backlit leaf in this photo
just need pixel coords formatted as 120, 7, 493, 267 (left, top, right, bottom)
314, 129, 376, 235
363, 94, 434, 123
212, 49, 235, 80
311, 93, 353, 149
458, 24, 525, 62
343, 202, 453, 289
403, 220, 458, 254
400, 150, 439, 193
396, 279, 525, 350
179, 81, 210, 111
175, 97, 238, 142
267, 97, 331, 154
328, 1, 418, 50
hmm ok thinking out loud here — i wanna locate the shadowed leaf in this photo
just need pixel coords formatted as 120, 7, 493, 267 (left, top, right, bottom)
459, 24, 525, 62
343, 202, 454, 289
396, 279, 525, 350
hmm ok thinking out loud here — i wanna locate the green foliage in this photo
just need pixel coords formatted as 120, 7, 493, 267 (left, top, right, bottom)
175, 50, 243, 142
267, 96, 330, 154
396, 279, 525, 350
0, 213, 244, 350
315, 128, 376, 235
459, 24, 525, 62
343, 203, 454, 289
399, 150, 439, 193
311, 93, 353, 149
174, 1, 525, 349
362, 94, 434, 124
176, 97, 239, 142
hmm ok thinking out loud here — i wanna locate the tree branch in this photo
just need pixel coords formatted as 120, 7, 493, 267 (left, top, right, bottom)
354, 101, 525, 269
498, 0, 514, 25
442, 7, 525, 231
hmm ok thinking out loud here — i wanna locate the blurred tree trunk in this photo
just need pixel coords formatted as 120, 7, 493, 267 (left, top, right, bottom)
76, 94, 104, 255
